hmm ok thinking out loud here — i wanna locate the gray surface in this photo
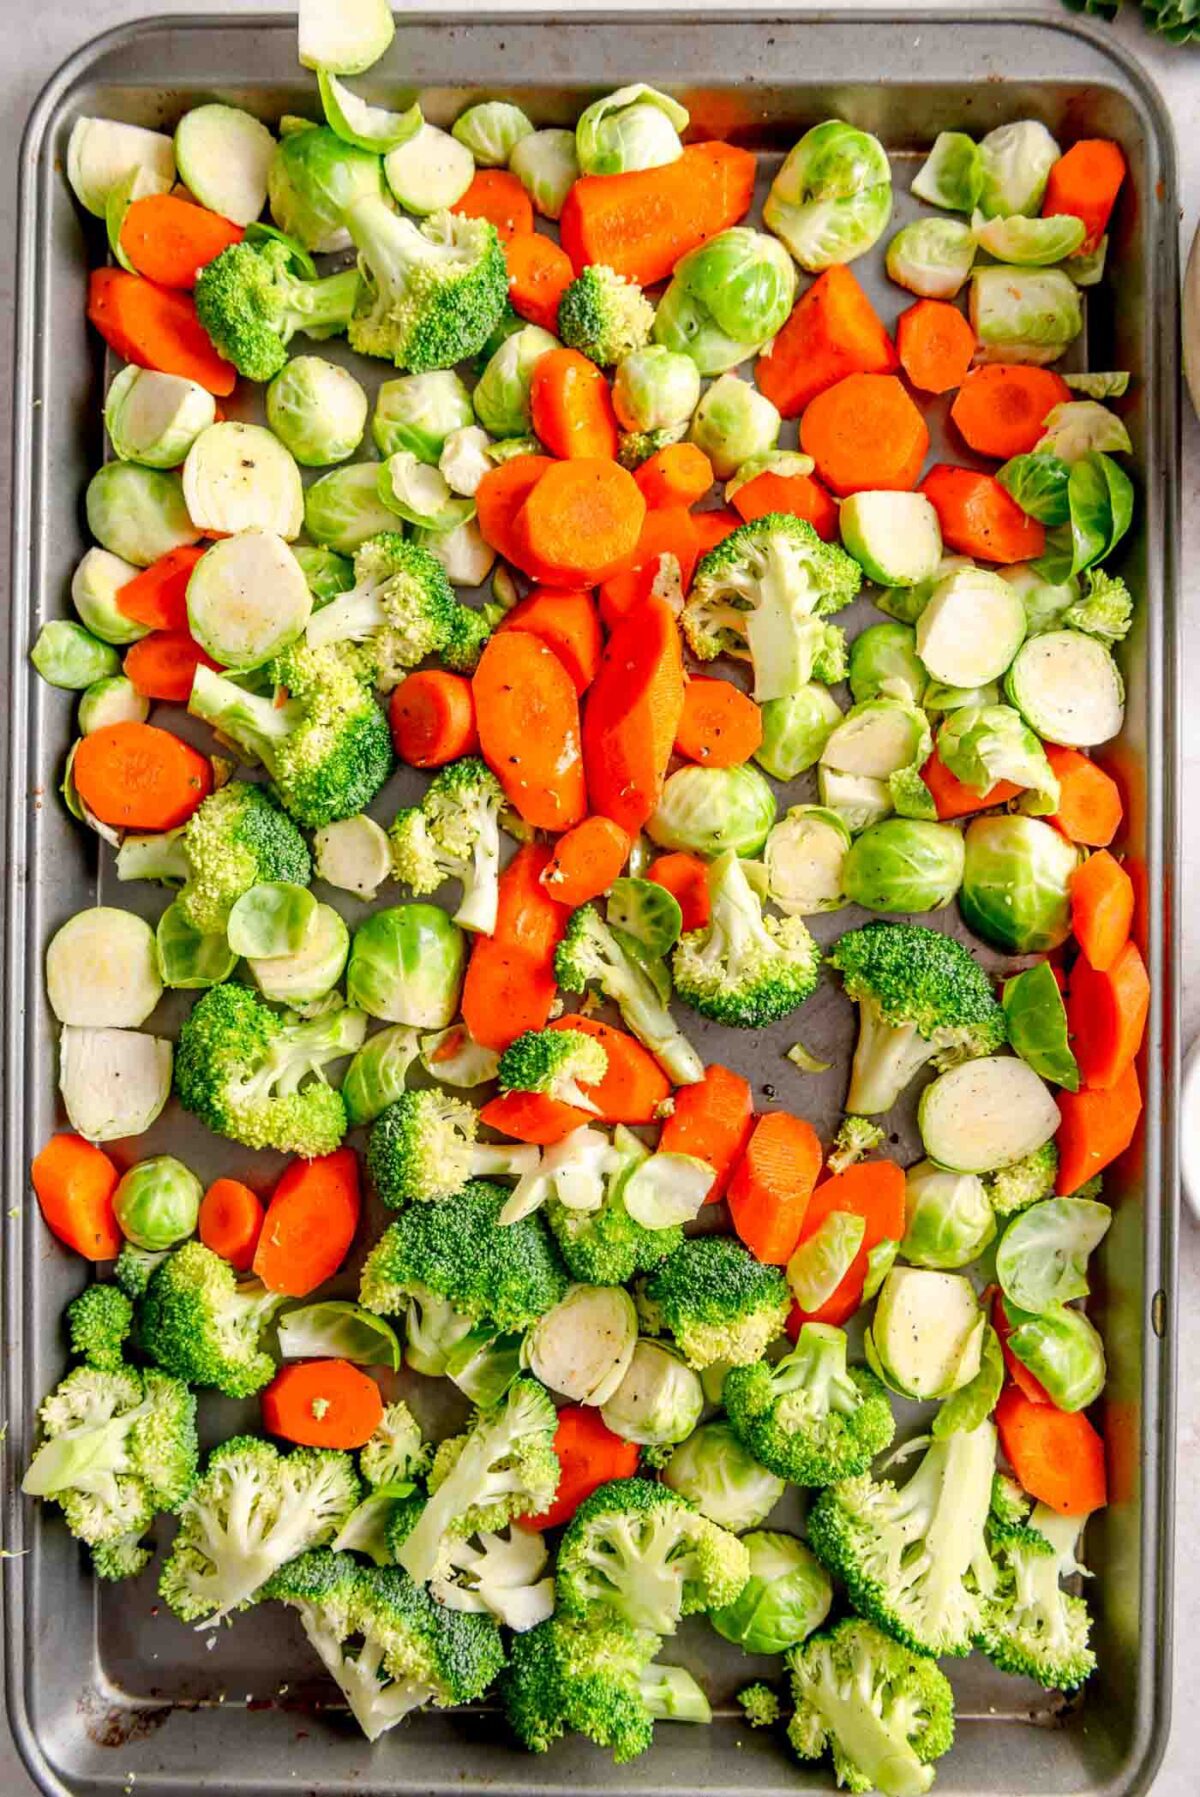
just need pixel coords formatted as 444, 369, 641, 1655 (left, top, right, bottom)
0, 1, 1194, 1793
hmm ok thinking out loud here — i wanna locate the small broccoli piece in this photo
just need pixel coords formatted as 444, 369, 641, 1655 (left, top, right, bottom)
807, 1421, 998, 1659
367, 1088, 533, 1205
557, 265, 654, 367
828, 923, 1007, 1117
306, 532, 458, 691
985, 1141, 1058, 1217
787, 1617, 955, 1797
738, 1684, 781, 1729
724, 1322, 895, 1486
136, 1241, 287, 1398
498, 1027, 608, 1111
347, 197, 508, 371
555, 904, 703, 1085
175, 982, 365, 1158
389, 757, 505, 934
673, 850, 821, 1029
91, 1533, 153, 1581
114, 1244, 170, 1301
683, 513, 862, 701
441, 603, 492, 674
991, 1473, 1033, 1529
172, 781, 311, 936
828, 1116, 886, 1177
618, 424, 688, 469
430, 1523, 556, 1632
645, 1236, 790, 1370
66, 1284, 133, 1370
978, 1506, 1095, 1690
195, 238, 360, 381
547, 1135, 681, 1286
1064, 568, 1133, 645
359, 1401, 430, 1489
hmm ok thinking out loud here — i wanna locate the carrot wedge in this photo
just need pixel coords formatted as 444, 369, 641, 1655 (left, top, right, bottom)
1070, 849, 1134, 972
474, 632, 587, 831
583, 594, 684, 834
756, 264, 897, 418
1055, 1061, 1142, 1195
560, 142, 756, 286
1067, 939, 1149, 1090
995, 1385, 1107, 1516
659, 1063, 754, 1202
88, 267, 236, 396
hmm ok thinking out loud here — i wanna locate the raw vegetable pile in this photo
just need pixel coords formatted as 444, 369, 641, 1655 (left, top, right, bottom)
23, 2, 1149, 1790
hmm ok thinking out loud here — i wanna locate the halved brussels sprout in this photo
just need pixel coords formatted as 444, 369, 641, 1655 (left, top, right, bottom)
622, 1153, 714, 1228
1000, 1299, 1106, 1412
817, 766, 892, 836
688, 374, 781, 479
969, 266, 1082, 366
46, 906, 162, 1028
266, 357, 368, 466
841, 818, 965, 915
313, 814, 391, 899
317, 72, 421, 155
764, 806, 852, 917
606, 877, 682, 958
868, 1266, 983, 1400
708, 1531, 832, 1654
972, 209, 1085, 266
510, 128, 580, 220
452, 102, 534, 168
78, 675, 150, 734
1004, 630, 1124, 749
343, 1023, 422, 1127
440, 426, 494, 497
821, 699, 929, 791
412, 519, 496, 588
183, 422, 304, 539
885, 217, 976, 299
474, 325, 559, 438
304, 463, 402, 552
919, 1055, 1060, 1175
840, 491, 943, 589
299, 0, 395, 76
996, 1196, 1112, 1314
67, 117, 174, 217
785, 1210, 865, 1310
977, 120, 1060, 219
915, 566, 1027, 687
525, 1284, 638, 1405
113, 1155, 202, 1251
848, 623, 927, 706
648, 764, 777, 858
31, 621, 120, 691
373, 370, 475, 463
377, 451, 475, 531
156, 900, 237, 990
599, 1339, 704, 1445
755, 686, 844, 781
764, 120, 892, 271
653, 229, 797, 376
59, 1026, 173, 1143
961, 814, 1077, 954
175, 103, 275, 229
384, 123, 475, 216
70, 548, 147, 648
186, 531, 312, 670
250, 902, 350, 1005
85, 463, 199, 569
226, 881, 318, 959
576, 85, 688, 177
901, 1161, 995, 1271
911, 131, 983, 213
661, 1418, 784, 1530
105, 366, 216, 469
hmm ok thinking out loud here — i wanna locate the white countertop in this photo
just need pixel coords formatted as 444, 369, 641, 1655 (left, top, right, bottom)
0, 1, 1196, 1791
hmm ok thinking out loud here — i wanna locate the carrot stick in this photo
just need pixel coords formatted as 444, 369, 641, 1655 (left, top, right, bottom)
261, 1359, 384, 1450
252, 1148, 361, 1297
659, 1063, 754, 1203
1046, 745, 1123, 848
540, 815, 630, 907
473, 631, 587, 830
389, 670, 478, 767
505, 230, 575, 333
117, 546, 205, 632
1055, 1060, 1141, 1195
559, 142, 757, 286
756, 264, 898, 418
517, 1404, 637, 1531
514, 458, 645, 585
950, 364, 1071, 460
1069, 849, 1134, 972
119, 193, 244, 289
675, 676, 763, 769
688, 507, 742, 559
123, 630, 219, 703
1067, 939, 1149, 1090
921, 747, 1021, 821
634, 443, 714, 510
919, 464, 1046, 563
727, 1111, 823, 1265
895, 298, 977, 395
88, 267, 236, 396
1043, 139, 1127, 256
480, 1088, 592, 1145
548, 1015, 670, 1124
198, 1177, 264, 1273
475, 454, 556, 564
991, 1289, 1053, 1407
731, 469, 839, 541
31, 1134, 121, 1261
498, 588, 602, 694
785, 1160, 907, 1330
529, 349, 619, 461
462, 844, 568, 1049
583, 594, 684, 834
995, 1385, 1107, 1516
597, 507, 698, 629
800, 372, 930, 498
72, 721, 213, 830
451, 169, 533, 242
648, 852, 712, 933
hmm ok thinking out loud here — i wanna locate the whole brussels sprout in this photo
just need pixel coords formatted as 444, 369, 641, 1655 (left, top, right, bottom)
885, 217, 976, 300
78, 674, 149, 733
654, 228, 797, 376
104, 365, 216, 468
960, 814, 1077, 954
452, 101, 533, 168
842, 818, 965, 914
764, 805, 852, 916
31, 621, 120, 690
648, 763, 777, 858
266, 356, 368, 466
708, 1530, 832, 1654
599, 1339, 704, 1446
612, 345, 701, 434
755, 686, 844, 780
113, 1154, 202, 1251
373, 370, 475, 463
688, 374, 781, 480
576, 84, 688, 177
660, 1419, 784, 1530
764, 120, 892, 271
85, 463, 199, 568
473, 325, 559, 438
510, 128, 580, 220
71, 548, 148, 647
977, 120, 1060, 219
347, 903, 466, 1026
901, 1160, 996, 1271
267, 124, 386, 253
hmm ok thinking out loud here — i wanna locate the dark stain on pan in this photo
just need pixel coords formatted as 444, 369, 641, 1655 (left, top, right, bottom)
78, 1685, 171, 1748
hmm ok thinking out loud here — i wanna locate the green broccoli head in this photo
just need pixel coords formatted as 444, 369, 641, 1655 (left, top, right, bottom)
113, 1244, 170, 1301
306, 533, 458, 690
359, 1400, 430, 1489
738, 1683, 781, 1729
645, 1235, 791, 1369
91, 1533, 153, 1582
441, 603, 492, 675
617, 424, 688, 469
724, 1323, 895, 1486
178, 781, 311, 936
554, 904, 703, 1086
986, 1141, 1059, 1217
991, 1473, 1034, 1529
389, 757, 505, 934
194, 238, 360, 380
557, 264, 654, 367
829, 923, 1007, 1117
367, 1087, 486, 1205
978, 1506, 1095, 1691
498, 1027, 607, 1111
672, 850, 821, 1028
66, 1283, 133, 1370
1063, 568, 1133, 646
347, 198, 509, 372
787, 1617, 955, 1797
135, 1241, 287, 1398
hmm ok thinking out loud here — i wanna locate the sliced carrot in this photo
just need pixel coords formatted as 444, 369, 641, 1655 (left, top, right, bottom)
119, 193, 244, 289
389, 670, 478, 767
475, 454, 555, 564
727, 1111, 823, 1265
633, 443, 714, 510
548, 1015, 670, 1124
921, 747, 1021, 821
72, 721, 212, 830
647, 852, 712, 934
919, 464, 1046, 563
1067, 939, 1149, 1090
505, 231, 575, 333
451, 169, 533, 242
1046, 745, 1123, 848
480, 1088, 591, 1145
800, 373, 930, 498
498, 588, 602, 695
559, 142, 757, 286
495, 842, 571, 961
198, 1177, 264, 1273
991, 1288, 1053, 1407
540, 815, 630, 908
785, 1160, 907, 1330
660, 1064, 754, 1204
88, 267, 236, 396
473, 632, 587, 831
514, 458, 645, 586
731, 469, 839, 541
674, 676, 763, 768
597, 507, 698, 629
995, 1385, 1107, 1516
116, 546, 204, 633
517, 1404, 638, 1531
583, 594, 684, 834
252, 1148, 361, 1297
689, 506, 743, 559
1055, 1060, 1142, 1195
895, 298, 977, 395
950, 364, 1071, 461
123, 630, 219, 703
462, 844, 568, 1050
31, 1134, 121, 1261
529, 348, 619, 461
756, 264, 898, 418
1043, 139, 1127, 256
262, 1359, 384, 1450
1069, 849, 1134, 972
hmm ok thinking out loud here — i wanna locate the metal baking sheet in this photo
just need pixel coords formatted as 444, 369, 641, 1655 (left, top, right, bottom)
4, 9, 1179, 1795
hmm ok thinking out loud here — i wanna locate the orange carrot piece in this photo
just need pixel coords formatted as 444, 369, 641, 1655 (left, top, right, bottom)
731, 469, 839, 540
1046, 745, 1123, 848
262, 1359, 384, 1450
87, 267, 236, 396
462, 844, 568, 1049
919, 463, 1046, 563
950, 364, 1071, 460
252, 1148, 361, 1298
451, 169, 533, 242
728, 1111, 823, 1264
514, 458, 645, 585
895, 298, 977, 395
659, 1063, 754, 1203
116, 546, 204, 632
119, 193, 244, 289
921, 747, 1021, 821
597, 507, 698, 629
529, 350, 619, 461
1067, 939, 1149, 1090
800, 372, 930, 497
992, 1288, 1053, 1406
198, 1177, 264, 1273
31, 1134, 121, 1261
634, 443, 714, 510
689, 507, 742, 559
1043, 139, 1127, 256
505, 231, 575, 333
499, 588, 602, 695
786, 1160, 907, 1330
496, 842, 571, 961
548, 1015, 670, 1124
756, 264, 898, 418
517, 1404, 637, 1531
480, 1088, 592, 1145
72, 721, 212, 830
1069, 849, 1134, 972
674, 676, 763, 768
559, 142, 756, 286
475, 454, 556, 564
583, 594, 684, 835
123, 630, 219, 703
540, 815, 630, 907
474, 632, 587, 830
647, 852, 712, 934
389, 670, 478, 767
1055, 1061, 1142, 1195
995, 1386, 1107, 1515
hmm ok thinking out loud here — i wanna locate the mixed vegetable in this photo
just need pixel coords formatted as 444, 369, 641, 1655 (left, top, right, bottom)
23, 7, 1147, 1791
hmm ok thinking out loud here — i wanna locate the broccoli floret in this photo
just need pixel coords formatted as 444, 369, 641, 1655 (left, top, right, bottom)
985, 1141, 1058, 1217
683, 513, 862, 701
136, 1241, 288, 1398
367, 1088, 533, 1205
828, 1116, 886, 1176
194, 238, 360, 381
978, 1506, 1095, 1690
672, 850, 821, 1029
359, 1401, 430, 1489
171, 782, 311, 936
555, 904, 703, 1085
265, 1549, 503, 1740
306, 532, 458, 691
347, 197, 508, 371
430, 1523, 556, 1631
113, 1244, 170, 1300
1063, 568, 1134, 645
91, 1533, 153, 1582
441, 603, 492, 675
724, 1322, 895, 1486
787, 1617, 955, 1797
557, 265, 654, 367
394, 1379, 560, 1586
389, 757, 505, 934
547, 1128, 681, 1285
359, 1180, 567, 1333
66, 1284, 133, 1370
991, 1473, 1034, 1529
618, 424, 688, 469
829, 923, 1007, 1117
807, 1421, 998, 1659
159, 1437, 361, 1627
175, 982, 366, 1158
503, 1610, 710, 1763
498, 1027, 607, 1111
645, 1236, 790, 1370
556, 1476, 750, 1635
738, 1683, 781, 1729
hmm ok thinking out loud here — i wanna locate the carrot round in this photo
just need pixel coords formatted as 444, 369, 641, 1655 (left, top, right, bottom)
451, 168, 533, 242
473, 631, 587, 831
475, 454, 555, 563
31, 1133, 121, 1261
119, 193, 244, 289
506, 231, 575, 334
633, 443, 714, 510
540, 815, 630, 908
786, 1159, 907, 1330
548, 1015, 670, 1124
1069, 849, 1134, 972
498, 588, 602, 695
995, 1385, 1107, 1516
659, 1063, 754, 1203
597, 507, 699, 628
72, 721, 213, 830
252, 1148, 361, 1298
516, 457, 645, 586
560, 142, 757, 287
517, 1404, 638, 1532
123, 630, 219, 703
88, 267, 236, 397
756, 264, 898, 418
198, 1177, 264, 1273
921, 747, 1021, 821
583, 594, 684, 835
480, 1088, 592, 1145
1067, 939, 1149, 1090
895, 298, 977, 395
529, 349, 619, 461
1046, 745, 1123, 848
727, 1111, 823, 1265
1055, 1060, 1141, 1195
919, 463, 1046, 563
648, 852, 712, 934
799, 372, 930, 497
117, 546, 205, 633
262, 1358, 384, 1450
1043, 139, 1127, 256
389, 669, 478, 767
950, 364, 1071, 460
731, 469, 839, 541
462, 844, 567, 1050
675, 676, 763, 769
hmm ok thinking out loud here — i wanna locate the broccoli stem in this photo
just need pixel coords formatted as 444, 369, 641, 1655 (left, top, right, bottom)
299, 1609, 432, 1740
189, 665, 298, 775
845, 1004, 937, 1116
305, 586, 388, 651
802, 1647, 934, 1797
286, 266, 361, 336
638, 1664, 712, 1723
